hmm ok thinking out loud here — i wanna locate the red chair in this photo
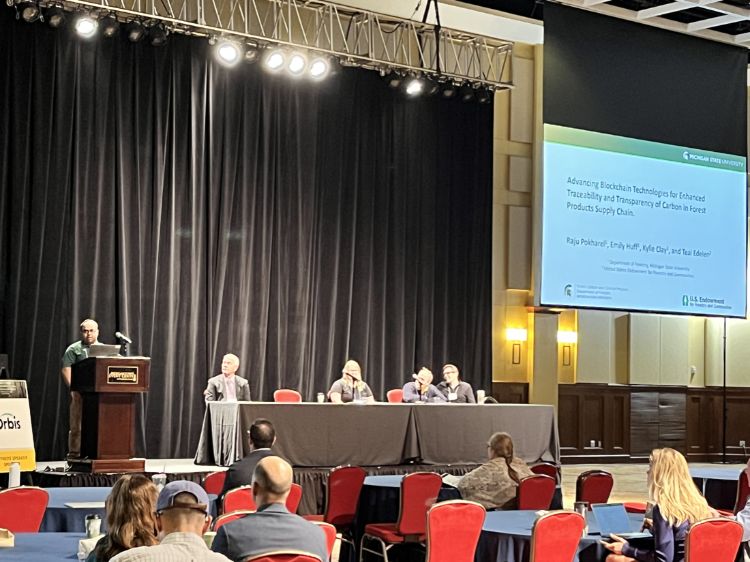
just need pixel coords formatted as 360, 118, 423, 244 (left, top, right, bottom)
311, 521, 337, 559
360, 472, 442, 562
530, 462, 559, 483
203, 470, 227, 495
575, 470, 613, 505
0, 486, 50, 532
624, 502, 648, 514
303, 465, 366, 545
685, 518, 743, 562
424, 500, 485, 562
224, 486, 257, 513
733, 469, 750, 514
274, 389, 303, 403
213, 510, 254, 531
517, 474, 556, 510
529, 510, 585, 562
242, 552, 322, 562
286, 483, 303, 513
386, 389, 403, 403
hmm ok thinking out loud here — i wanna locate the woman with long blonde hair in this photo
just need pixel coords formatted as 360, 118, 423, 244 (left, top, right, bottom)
327, 359, 376, 403
86, 474, 159, 562
604, 448, 714, 562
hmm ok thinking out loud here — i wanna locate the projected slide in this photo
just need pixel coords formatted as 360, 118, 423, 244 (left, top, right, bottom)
540, 124, 747, 317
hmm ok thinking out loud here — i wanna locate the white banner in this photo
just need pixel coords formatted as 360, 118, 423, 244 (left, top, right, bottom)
0, 381, 36, 472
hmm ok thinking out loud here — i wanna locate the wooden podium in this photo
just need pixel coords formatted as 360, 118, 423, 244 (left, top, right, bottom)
70, 357, 150, 473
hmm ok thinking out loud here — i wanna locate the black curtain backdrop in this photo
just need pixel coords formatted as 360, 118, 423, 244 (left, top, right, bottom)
0, 7, 493, 460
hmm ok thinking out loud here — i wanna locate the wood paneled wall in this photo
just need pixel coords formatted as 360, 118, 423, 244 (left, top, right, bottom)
558, 384, 750, 463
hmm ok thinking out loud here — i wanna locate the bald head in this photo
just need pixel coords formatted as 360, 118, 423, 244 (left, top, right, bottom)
252, 456, 293, 506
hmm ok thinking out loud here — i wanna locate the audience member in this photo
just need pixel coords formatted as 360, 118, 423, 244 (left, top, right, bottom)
204, 354, 251, 402
220, 418, 276, 499
457, 432, 532, 509
402, 367, 446, 403
211, 456, 328, 562
436, 364, 475, 403
86, 475, 158, 562
328, 359, 375, 403
603, 447, 714, 562
111, 480, 230, 562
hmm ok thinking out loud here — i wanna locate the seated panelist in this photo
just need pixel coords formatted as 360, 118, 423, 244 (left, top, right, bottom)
402, 367, 446, 403
204, 353, 251, 402
328, 359, 376, 403
436, 363, 475, 403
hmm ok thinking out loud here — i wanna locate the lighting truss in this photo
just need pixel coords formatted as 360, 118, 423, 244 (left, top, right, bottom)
22, 0, 514, 88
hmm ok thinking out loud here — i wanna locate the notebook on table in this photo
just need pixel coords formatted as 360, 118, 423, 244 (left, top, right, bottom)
591, 503, 652, 540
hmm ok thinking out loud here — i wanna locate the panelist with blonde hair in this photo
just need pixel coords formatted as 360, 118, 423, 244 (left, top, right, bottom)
604, 447, 714, 562
328, 359, 375, 403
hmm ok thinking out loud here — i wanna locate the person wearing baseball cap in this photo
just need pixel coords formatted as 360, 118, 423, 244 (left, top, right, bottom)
110, 480, 230, 562
402, 367, 447, 403
327, 359, 375, 403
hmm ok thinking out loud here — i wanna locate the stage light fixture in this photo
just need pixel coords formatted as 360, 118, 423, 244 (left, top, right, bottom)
476, 88, 492, 104
405, 76, 424, 96
149, 25, 168, 47
45, 5, 66, 28
264, 49, 285, 71
245, 48, 259, 64
459, 83, 474, 103
309, 57, 329, 79
441, 82, 457, 99
384, 71, 402, 89
18, 2, 41, 22
126, 21, 146, 42
74, 15, 98, 38
215, 40, 242, 67
100, 15, 119, 37
287, 52, 307, 75
424, 79, 440, 96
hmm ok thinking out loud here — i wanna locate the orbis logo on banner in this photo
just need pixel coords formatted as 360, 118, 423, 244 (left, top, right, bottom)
0, 413, 22, 430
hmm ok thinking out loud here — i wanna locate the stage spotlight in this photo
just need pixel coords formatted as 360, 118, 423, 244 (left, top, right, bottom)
216, 40, 242, 67
476, 87, 492, 105
405, 76, 424, 96
74, 15, 98, 38
424, 79, 440, 96
45, 5, 66, 28
309, 57, 329, 79
459, 83, 474, 103
384, 71, 402, 89
100, 16, 119, 38
264, 49, 285, 71
18, 2, 41, 22
441, 82, 457, 99
287, 52, 307, 75
126, 21, 146, 42
149, 25, 168, 47
245, 47, 259, 64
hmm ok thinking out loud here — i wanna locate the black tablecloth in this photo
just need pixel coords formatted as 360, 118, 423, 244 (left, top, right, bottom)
195, 402, 559, 468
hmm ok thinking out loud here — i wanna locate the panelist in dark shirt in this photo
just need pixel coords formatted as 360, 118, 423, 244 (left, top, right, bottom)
436, 364, 475, 403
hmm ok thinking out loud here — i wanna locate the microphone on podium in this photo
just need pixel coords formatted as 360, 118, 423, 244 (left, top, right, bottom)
115, 331, 133, 345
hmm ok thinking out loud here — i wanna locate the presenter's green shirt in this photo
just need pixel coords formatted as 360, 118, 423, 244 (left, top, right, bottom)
61, 340, 91, 367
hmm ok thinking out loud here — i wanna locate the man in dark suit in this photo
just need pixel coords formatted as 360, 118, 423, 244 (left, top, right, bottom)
211, 456, 329, 562
219, 418, 276, 499
204, 353, 251, 401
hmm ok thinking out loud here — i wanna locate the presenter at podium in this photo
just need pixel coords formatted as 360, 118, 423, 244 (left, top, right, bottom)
204, 353, 251, 402
61, 318, 99, 459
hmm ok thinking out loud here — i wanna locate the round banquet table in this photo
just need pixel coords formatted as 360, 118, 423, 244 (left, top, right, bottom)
3, 532, 83, 561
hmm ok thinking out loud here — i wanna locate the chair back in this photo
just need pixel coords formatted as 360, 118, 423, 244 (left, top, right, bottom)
734, 469, 750, 514
324, 465, 366, 526
224, 486, 257, 513
386, 389, 403, 403
286, 483, 303, 513
311, 521, 337, 558
517, 474, 556, 510
425, 500, 485, 562
575, 470, 613, 505
274, 389, 303, 403
203, 470, 227, 495
530, 462, 559, 483
530, 510, 585, 562
242, 552, 322, 562
213, 510, 254, 531
685, 518, 743, 562
0, 486, 49, 532
396, 472, 442, 535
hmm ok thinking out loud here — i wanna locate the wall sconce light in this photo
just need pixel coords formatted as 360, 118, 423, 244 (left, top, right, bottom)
506, 328, 527, 365
557, 331, 577, 367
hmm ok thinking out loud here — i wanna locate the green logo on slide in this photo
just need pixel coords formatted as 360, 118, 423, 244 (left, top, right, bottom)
682, 295, 689, 306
